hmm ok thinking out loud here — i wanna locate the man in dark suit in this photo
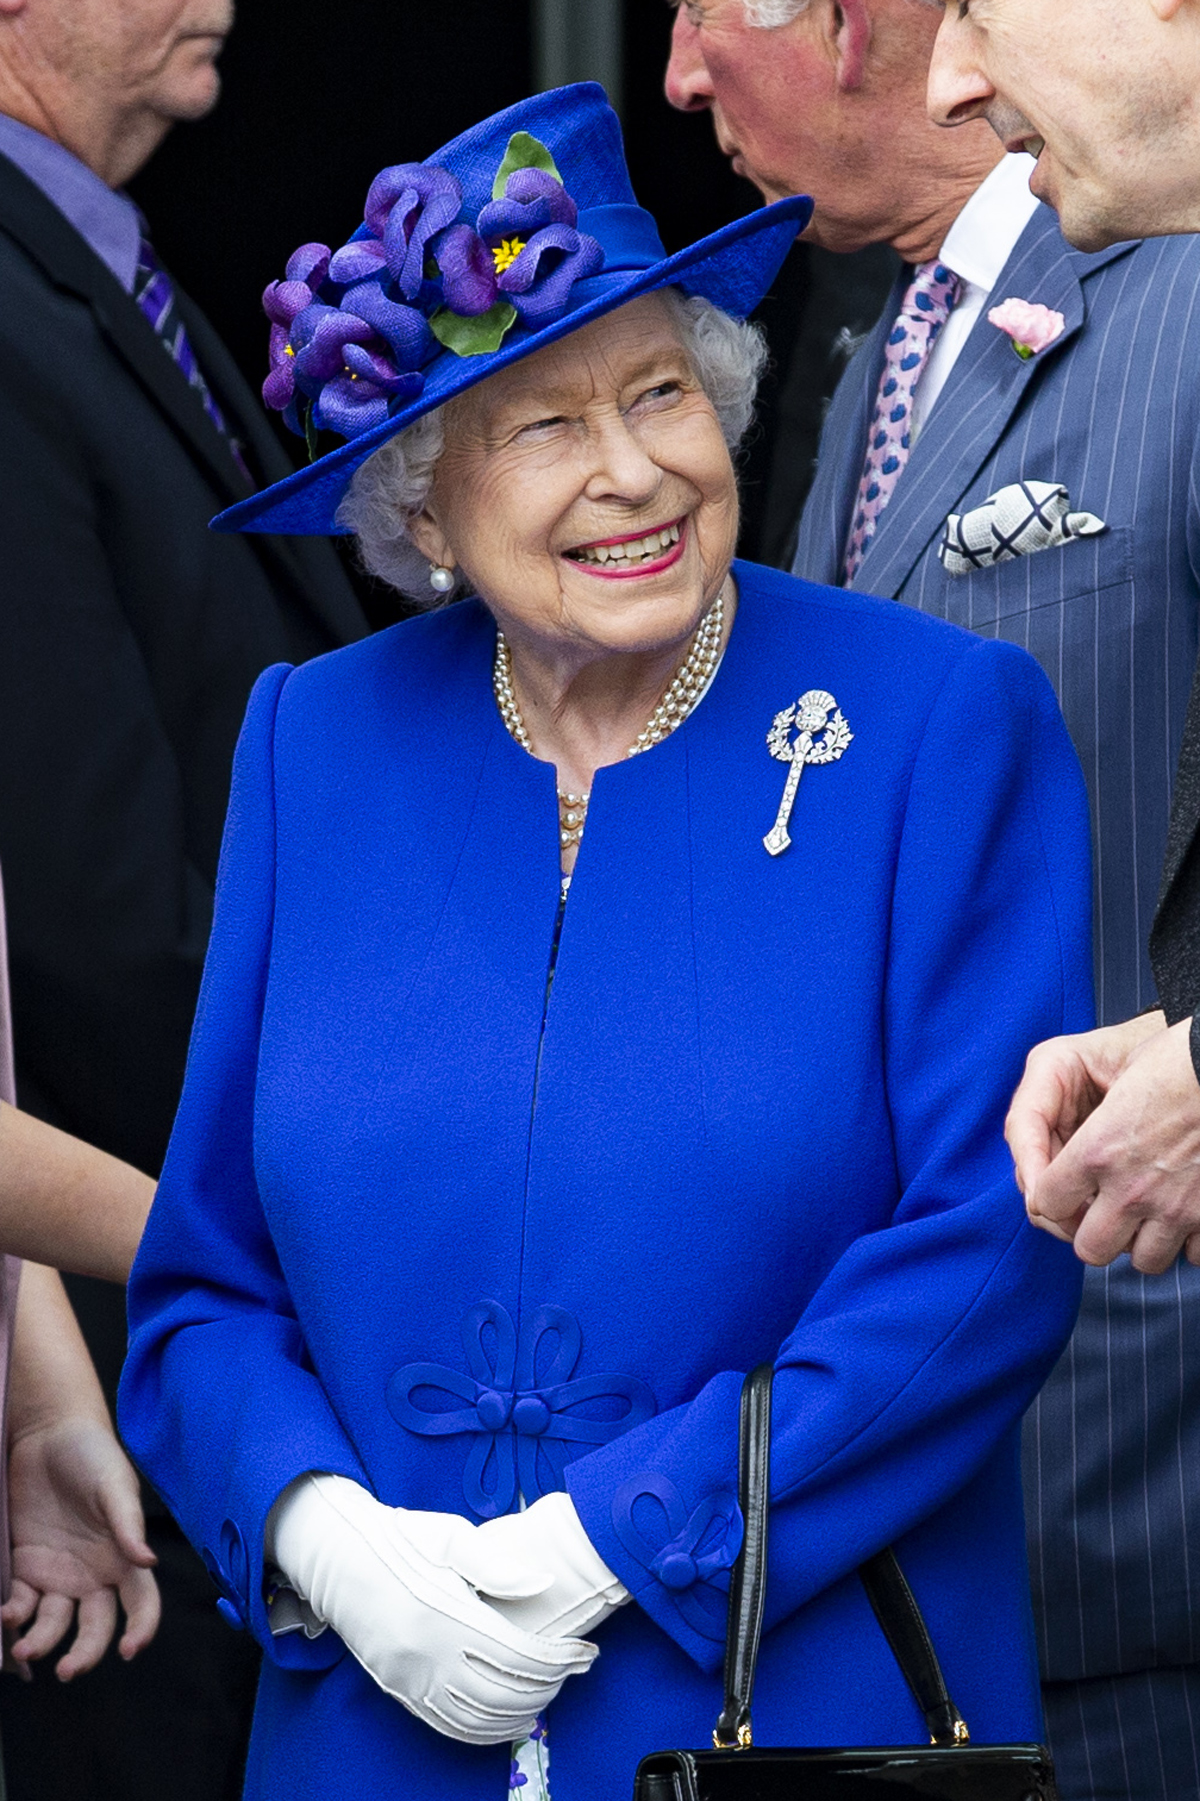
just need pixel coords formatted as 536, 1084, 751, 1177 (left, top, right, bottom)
668, 3, 1200, 1796
927, 0, 1200, 1279
0, 0, 367, 1794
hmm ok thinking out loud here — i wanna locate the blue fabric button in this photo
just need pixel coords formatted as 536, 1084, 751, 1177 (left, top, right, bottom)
216, 1597, 245, 1631
612, 1474, 742, 1640
658, 1551, 698, 1591
388, 1302, 656, 1518
476, 1388, 512, 1431
512, 1393, 551, 1436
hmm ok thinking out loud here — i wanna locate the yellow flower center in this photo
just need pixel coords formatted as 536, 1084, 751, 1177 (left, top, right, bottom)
492, 236, 526, 275
284, 344, 295, 357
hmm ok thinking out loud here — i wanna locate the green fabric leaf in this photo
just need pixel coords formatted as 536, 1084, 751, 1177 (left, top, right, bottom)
429, 300, 518, 357
491, 132, 563, 200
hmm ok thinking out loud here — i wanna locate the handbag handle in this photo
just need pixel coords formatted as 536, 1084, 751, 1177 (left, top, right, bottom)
713, 1363, 971, 1751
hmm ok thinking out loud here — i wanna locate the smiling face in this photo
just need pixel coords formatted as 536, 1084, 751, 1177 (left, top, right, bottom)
411, 293, 739, 669
928, 0, 1200, 248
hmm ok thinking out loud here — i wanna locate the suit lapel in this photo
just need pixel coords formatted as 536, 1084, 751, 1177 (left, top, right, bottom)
794, 269, 905, 586
850, 209, 1135, 599
175, 289, 291, 486
0, 155, 257, 510
0, 151, 366, 646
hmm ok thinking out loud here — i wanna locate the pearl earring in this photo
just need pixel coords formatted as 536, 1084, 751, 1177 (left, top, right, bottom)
429, 564, 455, 594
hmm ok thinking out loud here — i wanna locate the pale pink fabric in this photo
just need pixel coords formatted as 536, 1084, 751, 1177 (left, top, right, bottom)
0, 875, 23, 1601
987, 297, 1065, 355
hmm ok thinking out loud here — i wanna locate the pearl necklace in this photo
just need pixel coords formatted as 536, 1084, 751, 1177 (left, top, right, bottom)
493, 587, 726, 854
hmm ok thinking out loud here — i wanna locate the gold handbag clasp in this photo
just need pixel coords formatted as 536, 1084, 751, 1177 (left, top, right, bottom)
712, 1721, 753, 1750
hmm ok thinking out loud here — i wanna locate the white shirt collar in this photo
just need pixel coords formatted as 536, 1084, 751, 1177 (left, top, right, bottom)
937, 152, 1041, 296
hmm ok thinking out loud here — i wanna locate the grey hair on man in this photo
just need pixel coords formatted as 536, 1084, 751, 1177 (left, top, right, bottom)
338, 291, 766, 604
742, 0, 810, 26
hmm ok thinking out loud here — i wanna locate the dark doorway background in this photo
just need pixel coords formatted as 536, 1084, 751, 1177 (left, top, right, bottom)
130, 2, 896, 575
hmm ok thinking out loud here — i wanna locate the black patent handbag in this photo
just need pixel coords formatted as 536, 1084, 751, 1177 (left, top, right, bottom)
633, 1364, 1058, 1801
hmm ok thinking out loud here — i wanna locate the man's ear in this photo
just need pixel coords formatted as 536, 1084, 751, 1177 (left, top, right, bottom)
832, 0, 871, 89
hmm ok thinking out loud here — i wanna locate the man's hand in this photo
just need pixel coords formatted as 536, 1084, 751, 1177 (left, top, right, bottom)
3, 1415, 160, 1679
1007, 1011, 1200, 1272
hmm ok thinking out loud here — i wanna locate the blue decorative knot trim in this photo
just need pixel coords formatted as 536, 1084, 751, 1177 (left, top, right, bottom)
611, 1473, 742, 1640
387, 1301, 656, 1519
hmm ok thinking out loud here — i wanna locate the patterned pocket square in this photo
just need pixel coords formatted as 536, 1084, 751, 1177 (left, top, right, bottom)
939, 479, 1106, 576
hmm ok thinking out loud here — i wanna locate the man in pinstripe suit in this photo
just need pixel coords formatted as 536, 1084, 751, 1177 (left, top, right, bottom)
666, 4, 1200, 1796
925, 0, 1200, 1269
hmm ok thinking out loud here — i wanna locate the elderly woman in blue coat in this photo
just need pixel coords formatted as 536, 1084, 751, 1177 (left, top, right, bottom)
119, 85, 1092, 1801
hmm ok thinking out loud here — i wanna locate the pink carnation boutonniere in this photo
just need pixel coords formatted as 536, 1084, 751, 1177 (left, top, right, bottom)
987, 297, 1066, 360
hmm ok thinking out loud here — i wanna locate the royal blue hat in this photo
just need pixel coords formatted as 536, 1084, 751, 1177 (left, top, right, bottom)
213, 82, 812, 537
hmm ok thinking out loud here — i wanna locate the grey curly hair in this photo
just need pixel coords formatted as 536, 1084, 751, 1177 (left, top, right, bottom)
336, 290, 767, 605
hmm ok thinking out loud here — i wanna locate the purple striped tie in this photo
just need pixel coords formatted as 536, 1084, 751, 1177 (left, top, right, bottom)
135, 238, 251, 483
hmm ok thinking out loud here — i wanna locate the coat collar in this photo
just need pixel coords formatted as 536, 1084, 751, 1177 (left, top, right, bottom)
841, 206, 1136, 600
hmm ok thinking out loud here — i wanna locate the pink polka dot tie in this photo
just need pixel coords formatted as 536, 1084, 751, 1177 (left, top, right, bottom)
843, 260, 961, 583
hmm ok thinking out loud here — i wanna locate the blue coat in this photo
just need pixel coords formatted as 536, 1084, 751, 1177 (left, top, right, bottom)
120, 561, 1092, 1801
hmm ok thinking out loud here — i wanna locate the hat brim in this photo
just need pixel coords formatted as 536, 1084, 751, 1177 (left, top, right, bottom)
213, 193, 813, 537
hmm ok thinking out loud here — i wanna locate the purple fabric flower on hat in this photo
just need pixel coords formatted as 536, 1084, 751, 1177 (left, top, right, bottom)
495, 224, 603, 326
262, 131, 607, 436
262, 242, 331, 415
476, 167, 602, 327
365, 163, 464, 300
508, 1760, 528, 1791
477, 166, 579, 240
326, 233, 388, 287
347, 281, 438, 370
286, 287, 430, 438
432, 222, 499, 317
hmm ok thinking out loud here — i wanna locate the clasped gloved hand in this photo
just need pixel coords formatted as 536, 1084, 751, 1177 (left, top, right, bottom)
265, 1474, 598, 1744
475, 1491, 630, 1638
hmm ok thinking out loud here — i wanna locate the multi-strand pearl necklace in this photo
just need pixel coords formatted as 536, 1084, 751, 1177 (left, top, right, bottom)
493, 586, 727, 855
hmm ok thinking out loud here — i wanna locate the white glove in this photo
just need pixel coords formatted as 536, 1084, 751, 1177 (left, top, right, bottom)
265, 1474, 598, 1744
475, 1492, 630, 1638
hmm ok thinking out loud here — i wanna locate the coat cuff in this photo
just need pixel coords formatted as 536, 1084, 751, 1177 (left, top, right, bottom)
565, 1373, 744, 1672
197, 1456, 364, 1672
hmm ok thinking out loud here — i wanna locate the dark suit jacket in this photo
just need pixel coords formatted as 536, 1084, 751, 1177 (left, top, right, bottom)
0, 151, 367, 1396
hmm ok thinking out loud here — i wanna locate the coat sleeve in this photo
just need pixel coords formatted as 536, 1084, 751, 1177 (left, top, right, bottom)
566, 634, 1093, 1671
118, 664, 368, 1670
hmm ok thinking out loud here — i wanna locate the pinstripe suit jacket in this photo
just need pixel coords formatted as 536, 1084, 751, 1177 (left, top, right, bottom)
794, 204, 1200, 1683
